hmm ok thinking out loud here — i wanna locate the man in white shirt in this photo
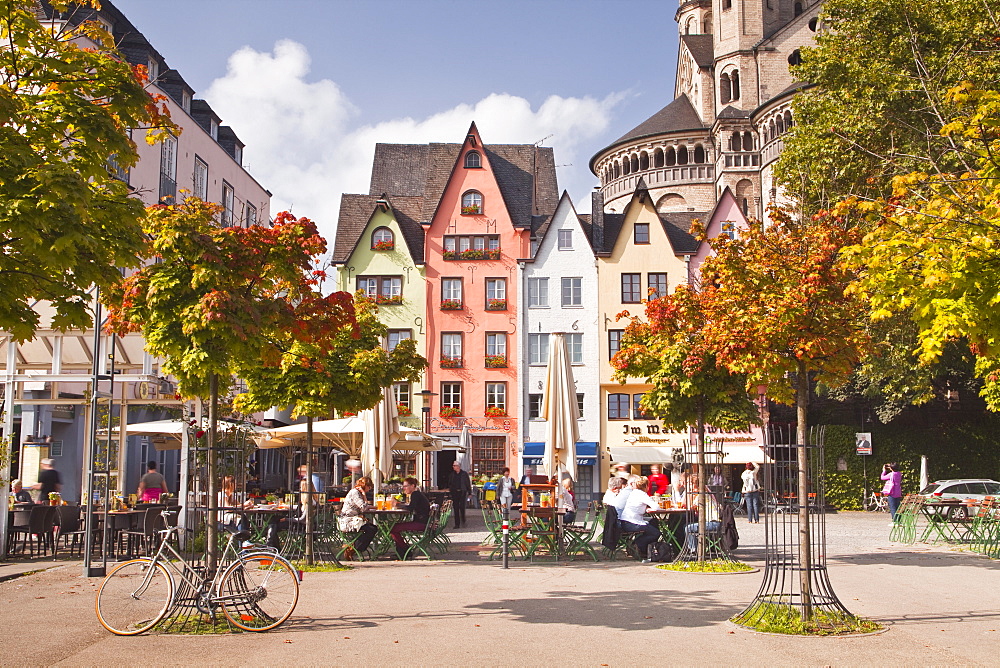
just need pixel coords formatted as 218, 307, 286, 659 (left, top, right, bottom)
617, 476, 661, 561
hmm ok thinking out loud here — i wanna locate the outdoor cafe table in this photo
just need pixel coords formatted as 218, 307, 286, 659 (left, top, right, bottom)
646, 508, 688, 551
511, 504, 566, 559
363, 508, 411, 558
920, 501, 978, 543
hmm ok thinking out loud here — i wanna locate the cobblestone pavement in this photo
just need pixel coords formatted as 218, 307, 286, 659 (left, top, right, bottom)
1, 511, 998, 666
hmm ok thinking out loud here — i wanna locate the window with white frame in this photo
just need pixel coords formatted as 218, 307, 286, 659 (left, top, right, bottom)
528, 277, 548, 307
441, 382, 462, 410
441, 333, 463, 361
464, 151, 481, 169
528, 394, 543, 419
387, 329, 412, 351
372, 227, 394, 249
221, 181, 234, 226
485, 278, 506, 301
159, 134, 177, 202
245, 202, 258, 227
528, 333, 550, 365
442, 278, 463, 302
193, 156, 208, 200
393, 382, 411, 413
461, 190, 483, 214
565, 333, 583, 364
558, 229, 573, 250
576, 393, 585, 418
485, 332, 507, 357
485, 382, 506, 411
561, 277, 582, 307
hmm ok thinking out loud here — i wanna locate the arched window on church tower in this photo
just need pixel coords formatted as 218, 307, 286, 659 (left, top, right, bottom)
693, 145, 705, 163
639, 151, 649, 171
794, 2, 803, 17
736, 179, 753, 217
703, 16, 711, 33
743, 131, 754, 151
630, 154, 640, 173
768, 119, 776, 143
653, 148, 664, 168
776, 114, 785, 135
677, 146, 689, 165
720, 73, 731, 104
730, 132, 741, 152
622, 157, 630, 176
613, 162, 620, 179
665, 147, 676, 166
685, 16, 695, 34
784, 110, 793, 130
731, 71, 740, 101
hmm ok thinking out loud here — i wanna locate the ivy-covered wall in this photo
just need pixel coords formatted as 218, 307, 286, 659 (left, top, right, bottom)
820, 419, 1000, 510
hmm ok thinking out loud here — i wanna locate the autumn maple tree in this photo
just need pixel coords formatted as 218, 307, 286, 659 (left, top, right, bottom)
613, 284, 758, 560
104, 200, 357, 563
698, 211, 867, 616
235, 292, 426, 563
0, 0, 174, 340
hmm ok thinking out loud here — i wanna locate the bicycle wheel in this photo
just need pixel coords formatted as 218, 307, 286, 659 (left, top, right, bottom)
96, 559, 174, 635
220, 552, 298, 631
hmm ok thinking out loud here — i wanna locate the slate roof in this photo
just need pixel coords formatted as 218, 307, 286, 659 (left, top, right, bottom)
368, 142, 559, 228
331, 194, 426, 265
680, 34, 714, 69
592, 95, 707, 170
716, 105, 751, 120
658, 211, 705, 253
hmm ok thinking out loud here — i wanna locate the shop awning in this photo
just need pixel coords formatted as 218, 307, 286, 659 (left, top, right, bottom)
608, 445, 680, 465
523, 442, 597, 466
721, 443, 770, 464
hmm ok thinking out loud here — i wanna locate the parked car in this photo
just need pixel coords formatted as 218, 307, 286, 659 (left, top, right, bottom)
919, 479, 1000, 500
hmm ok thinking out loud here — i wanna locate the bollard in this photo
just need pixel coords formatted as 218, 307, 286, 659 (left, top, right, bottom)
502, 518, 509, 569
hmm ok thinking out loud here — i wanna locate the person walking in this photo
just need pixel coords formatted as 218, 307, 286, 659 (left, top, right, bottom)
137, 460, 168, 503
497, 467, 516, 514
449, 461, 472, 529
741, 462, 761, 524
881, 462, 903, 521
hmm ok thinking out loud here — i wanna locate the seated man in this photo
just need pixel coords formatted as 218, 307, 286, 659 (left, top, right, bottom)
389, 477, 431, 560
618, 476, 661, 561
266, 465, 315, 549
11, 479, 33, 504
684, 488, 722, 551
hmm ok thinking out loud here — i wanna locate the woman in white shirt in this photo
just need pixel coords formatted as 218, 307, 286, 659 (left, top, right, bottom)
498, 467, 516, 514
741, 462, 761, 523
558, 478, 576, 524
618, 476, 661, 562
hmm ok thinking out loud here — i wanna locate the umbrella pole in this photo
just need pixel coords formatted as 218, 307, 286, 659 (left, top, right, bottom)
305, 416, 314, 566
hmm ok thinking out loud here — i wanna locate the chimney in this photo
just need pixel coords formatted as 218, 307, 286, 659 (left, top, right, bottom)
591, 189, 605, 251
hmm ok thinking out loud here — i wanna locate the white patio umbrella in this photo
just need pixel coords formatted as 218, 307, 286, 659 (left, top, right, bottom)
455, 424, 471, 471
360, 387, 401, 491
256, 417, 368, 455
541, 332, 580, 482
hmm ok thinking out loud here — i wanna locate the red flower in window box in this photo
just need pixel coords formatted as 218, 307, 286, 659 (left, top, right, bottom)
484, 354, 507, 368
440, 356, 463, 368
396, 402, 412, 417
442, 250, 458, 260
485, 249, 501, 260
440, 406, 462, 418
484, 406, 507, 418
371, 239, 394, 251
342, 411, 356, 417
486, 298, 507, 310
461, 205, 481, 215
376, 294, 403, 305
440, 299, 463, 310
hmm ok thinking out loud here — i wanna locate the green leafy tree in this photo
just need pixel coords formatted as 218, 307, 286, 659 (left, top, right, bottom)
699, 212, 868, 618
105, 201, 356, 564
613, 284, 758, 560
0, 0, 173, 340
776, 0, 1000, 214
234, 294, 426, 563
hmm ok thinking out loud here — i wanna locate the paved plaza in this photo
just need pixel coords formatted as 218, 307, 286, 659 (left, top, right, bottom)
1, 511, 998, 666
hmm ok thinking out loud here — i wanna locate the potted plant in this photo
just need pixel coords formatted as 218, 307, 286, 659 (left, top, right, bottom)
376, 294, 403, 305
485, 248, 501, 260
48, 492, 61, 506
486, 298, 507, 310
440, 355, 463, 368
484, 405, 507, 418
460, 249, 485, 260
461, 205, 481, 215
372, 239, 394, 251
484, 354, 507, 368
264, 493, 279, 505
442, 250, 457, 260
440, 406, 462, 418
440, 299, 463, 310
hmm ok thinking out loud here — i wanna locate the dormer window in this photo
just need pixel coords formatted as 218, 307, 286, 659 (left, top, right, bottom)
464, 151, 481, 169
210, 119, 219, 140
147, 57, 159, 82
372, 227, 395, 251
461, 191, 483, 215
182, 90, 192, 112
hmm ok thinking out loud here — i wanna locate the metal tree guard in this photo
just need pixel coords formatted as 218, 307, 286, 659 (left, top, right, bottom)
733, 425, 856, 627
673, 436, 737, 562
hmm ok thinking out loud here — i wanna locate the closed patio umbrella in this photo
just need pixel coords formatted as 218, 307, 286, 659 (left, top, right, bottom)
541, 332, 580, 482
360, 387, 400, 492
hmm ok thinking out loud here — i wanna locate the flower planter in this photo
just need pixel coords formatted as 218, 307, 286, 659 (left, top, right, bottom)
442, 249, 501, 261
484, 407, 507, 418
484, 355, 507, 368
461, 206, 481, 215
376, 295, 403, 305
486, 299, 507, 310
440, 357, 463, 368
371, 241, 394, 251
439, 408, 462, 418
440, 300, 463, 310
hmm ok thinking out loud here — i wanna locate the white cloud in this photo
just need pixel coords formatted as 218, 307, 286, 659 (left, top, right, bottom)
206, 40, 621, 243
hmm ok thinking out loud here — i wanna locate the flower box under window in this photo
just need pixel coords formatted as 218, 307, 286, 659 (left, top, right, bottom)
440, 356, 463, 368
484, 354, 507, 368
461, 206, 482, 215
440, 299, 463, 310
484, 406, 507, 418
440, 406, 462, 418
442, 248, 501, 261
486, 298, 507, 310
396, 402, 412, 417
376, 294, 403, 305
371, 240, 394, 251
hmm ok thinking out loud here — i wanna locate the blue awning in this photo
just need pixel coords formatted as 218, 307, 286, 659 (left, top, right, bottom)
523, 442, 597, 466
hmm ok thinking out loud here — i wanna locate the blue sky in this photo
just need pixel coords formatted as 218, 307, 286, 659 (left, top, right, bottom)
113, 0, 681, 239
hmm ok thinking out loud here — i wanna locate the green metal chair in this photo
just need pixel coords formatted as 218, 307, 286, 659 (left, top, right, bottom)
563, 506, 600, 561
402, 507, 441, 560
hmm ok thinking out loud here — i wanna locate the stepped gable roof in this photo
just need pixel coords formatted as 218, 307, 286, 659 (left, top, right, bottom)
369, 142, 558, 229
680, 34, 714, 69
658, 211, 703, 254
591, 95, 706, 171
717, 105, 751, 120
331, 194, 425, 265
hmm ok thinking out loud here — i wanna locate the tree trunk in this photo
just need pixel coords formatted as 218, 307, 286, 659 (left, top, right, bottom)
305, 416, 314, 565
696, 406, 707, 561
796, 361, 812, 621
206, 374, 219, 572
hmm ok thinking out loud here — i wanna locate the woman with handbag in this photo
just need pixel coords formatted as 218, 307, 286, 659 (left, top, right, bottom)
741, 462, 761, 524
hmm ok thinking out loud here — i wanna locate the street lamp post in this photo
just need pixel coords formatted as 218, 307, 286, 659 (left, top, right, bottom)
416, 389, 437, 488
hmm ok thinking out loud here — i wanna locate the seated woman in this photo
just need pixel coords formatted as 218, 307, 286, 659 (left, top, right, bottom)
218, 475, 252, 538
338, 476, 377, 553
266, 465, 315, 549
558, 477, 576, 525
618, 476, 661, 561
389, 477, 431, 560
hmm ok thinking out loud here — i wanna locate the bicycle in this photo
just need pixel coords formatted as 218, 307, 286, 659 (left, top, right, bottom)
865, 491, 889, 512
95, 510, 299, 635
